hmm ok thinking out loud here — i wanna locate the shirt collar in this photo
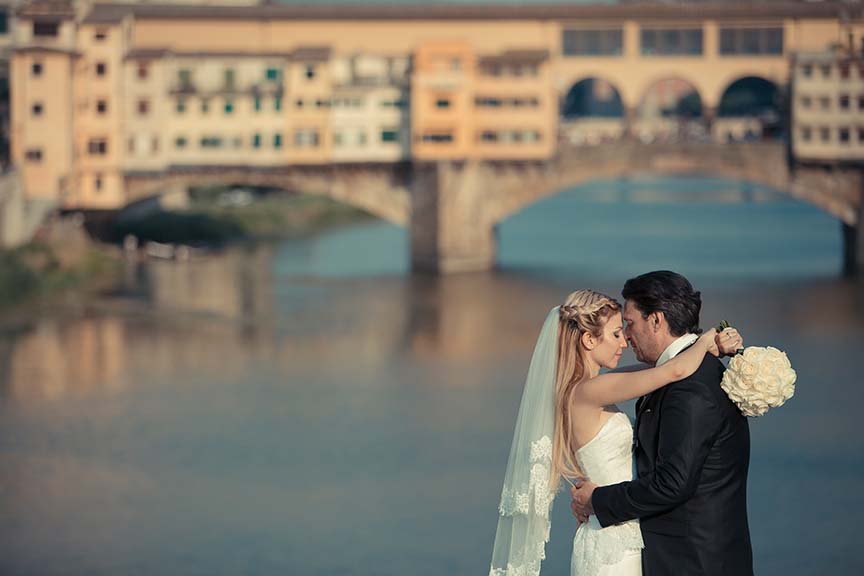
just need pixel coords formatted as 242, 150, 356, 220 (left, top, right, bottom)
656, 333, 699, 367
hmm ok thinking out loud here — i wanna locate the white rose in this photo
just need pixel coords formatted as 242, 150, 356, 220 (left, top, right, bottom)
721, 346, 796, 417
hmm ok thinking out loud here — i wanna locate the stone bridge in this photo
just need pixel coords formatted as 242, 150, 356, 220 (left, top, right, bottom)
124, 141, 863, 275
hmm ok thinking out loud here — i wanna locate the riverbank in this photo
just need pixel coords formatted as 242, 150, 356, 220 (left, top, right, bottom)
0, 219, 121, 316
0, 192, 374, 316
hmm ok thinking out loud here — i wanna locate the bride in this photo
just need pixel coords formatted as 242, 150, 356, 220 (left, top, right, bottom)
489, 289, 741, 576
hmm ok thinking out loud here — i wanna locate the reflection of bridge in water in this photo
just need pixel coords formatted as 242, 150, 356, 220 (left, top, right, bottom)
127, 141, 863, 275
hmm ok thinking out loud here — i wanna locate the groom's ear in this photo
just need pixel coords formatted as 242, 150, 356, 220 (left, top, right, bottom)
649, 311, 666, 333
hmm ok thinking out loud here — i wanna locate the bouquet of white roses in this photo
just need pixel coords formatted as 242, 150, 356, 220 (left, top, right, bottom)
718, 321, 797, 417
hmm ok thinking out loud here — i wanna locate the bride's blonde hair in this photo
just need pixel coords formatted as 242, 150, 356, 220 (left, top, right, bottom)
551, 289, 621, 492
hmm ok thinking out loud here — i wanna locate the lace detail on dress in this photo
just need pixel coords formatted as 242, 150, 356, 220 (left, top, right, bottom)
571, 519, 643, 576
498, 436, 555, 519
571, 412, 644, 575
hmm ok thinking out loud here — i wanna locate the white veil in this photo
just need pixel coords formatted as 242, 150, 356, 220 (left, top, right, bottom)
489, 307, 561, 576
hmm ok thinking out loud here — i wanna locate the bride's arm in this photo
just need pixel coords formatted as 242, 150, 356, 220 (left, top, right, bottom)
574, 330, 720, 406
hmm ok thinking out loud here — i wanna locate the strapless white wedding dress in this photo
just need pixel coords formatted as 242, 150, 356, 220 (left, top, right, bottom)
572, 411, 643, 576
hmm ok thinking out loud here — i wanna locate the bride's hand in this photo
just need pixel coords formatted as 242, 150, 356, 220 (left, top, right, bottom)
699, 330, 721, 357
716, 327, 743, 357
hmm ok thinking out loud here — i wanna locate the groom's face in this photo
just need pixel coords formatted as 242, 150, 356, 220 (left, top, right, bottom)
623, 300, 659, 364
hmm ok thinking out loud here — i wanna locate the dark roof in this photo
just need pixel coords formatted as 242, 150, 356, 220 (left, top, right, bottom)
479, 49, 550, 64
124, 46, 331, 61
83, 1, 860, 24
291, 46, 332, 62
17, 0, 75, 21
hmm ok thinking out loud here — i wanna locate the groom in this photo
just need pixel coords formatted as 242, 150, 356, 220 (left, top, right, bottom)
570, 271, 753, 575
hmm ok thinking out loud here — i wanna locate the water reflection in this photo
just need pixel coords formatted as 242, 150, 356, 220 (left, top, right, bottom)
0, 184, 861, 575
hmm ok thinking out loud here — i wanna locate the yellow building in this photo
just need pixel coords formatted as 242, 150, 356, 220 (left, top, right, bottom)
792, 47, 864, 163
8, 1, 864, 209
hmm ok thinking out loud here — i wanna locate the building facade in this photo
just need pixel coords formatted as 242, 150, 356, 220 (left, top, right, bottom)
792, 47, 864, 164
9, 1, 864, 209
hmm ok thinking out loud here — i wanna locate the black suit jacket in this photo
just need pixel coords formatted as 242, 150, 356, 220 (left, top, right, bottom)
592, 354, 753, 576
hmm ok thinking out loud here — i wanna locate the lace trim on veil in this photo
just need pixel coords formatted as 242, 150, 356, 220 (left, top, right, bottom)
489, 436, 557, 576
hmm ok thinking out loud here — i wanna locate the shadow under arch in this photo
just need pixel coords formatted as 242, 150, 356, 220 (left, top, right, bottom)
716, 75, 783, 140
637, 75, 704, 120
561, 77, 625, 119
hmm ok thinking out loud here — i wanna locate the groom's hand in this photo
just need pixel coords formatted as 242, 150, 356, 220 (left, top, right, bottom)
570, 480, 597, 523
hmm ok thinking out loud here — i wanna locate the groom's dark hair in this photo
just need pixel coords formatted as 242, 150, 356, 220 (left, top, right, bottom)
622, 270, 702, 336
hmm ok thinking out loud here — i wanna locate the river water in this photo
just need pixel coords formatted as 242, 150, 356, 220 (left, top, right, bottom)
1, 177, 861, 575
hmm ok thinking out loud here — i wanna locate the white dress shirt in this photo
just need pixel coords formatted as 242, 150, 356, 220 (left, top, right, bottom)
655, 333, 699, 367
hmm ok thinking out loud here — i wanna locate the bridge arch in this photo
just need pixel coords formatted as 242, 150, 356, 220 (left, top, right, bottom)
560, 76, 627, 145
123, 165, 412, 227
633, 76, 705, 143
715, 75, 783, 141
561, 77, 625, 119
482, 143, 858, 228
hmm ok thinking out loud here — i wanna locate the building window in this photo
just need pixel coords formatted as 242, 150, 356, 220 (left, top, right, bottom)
137, 62, 149, 80
152, 136, 159, 153
840, 62, 851, 80
94, 29, 107, 42
96, 99, 108, 114
819, 127, 831, 142
224, 99, 234, 114
0, 10, 8, 35
88, 139, 108, 156
801, 64, 813, 78
175, 136, 187, 149
800, 95, 812, 109
31, 61, 43, 77
252, 133, 261, 148
178, 69, 193, 90
274, 97, 282, 111
305, 65, 316, 80
333, 131, 343, 146
479, 130, 498, 142
315, 99, 328, 108
562, 28, 623, 56
176, 98, 185, 114
254, 96, 261, 112
421, 132, 454, 143
294, 129, 320, 147
224, 68, 235, 90
357, 130, 367, 146
858, 127, 864, 143
32, 102, 43, 117
295, 99, 304, 109
95, 62, 107, 77
33, 21, 59, 38
137, 99, 150, 116
820, 64, 831, 79
435, 98, 451, 109
200, 136, 222, 148
839, 127, 850, 144
266, 67, 280, 81
800, 126, 812, 142
128, 136, 135, 154
641, 28, 703, 55
25, 148, 42, 162
274, 133, 283, 148
380, 129, 399, 143
201, 99, 210, 114
94, 175, 103, 192
719, 27, 783, 55
858, 95, 864, 111
840, 95, 850, 111
820, 96, 831, 111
